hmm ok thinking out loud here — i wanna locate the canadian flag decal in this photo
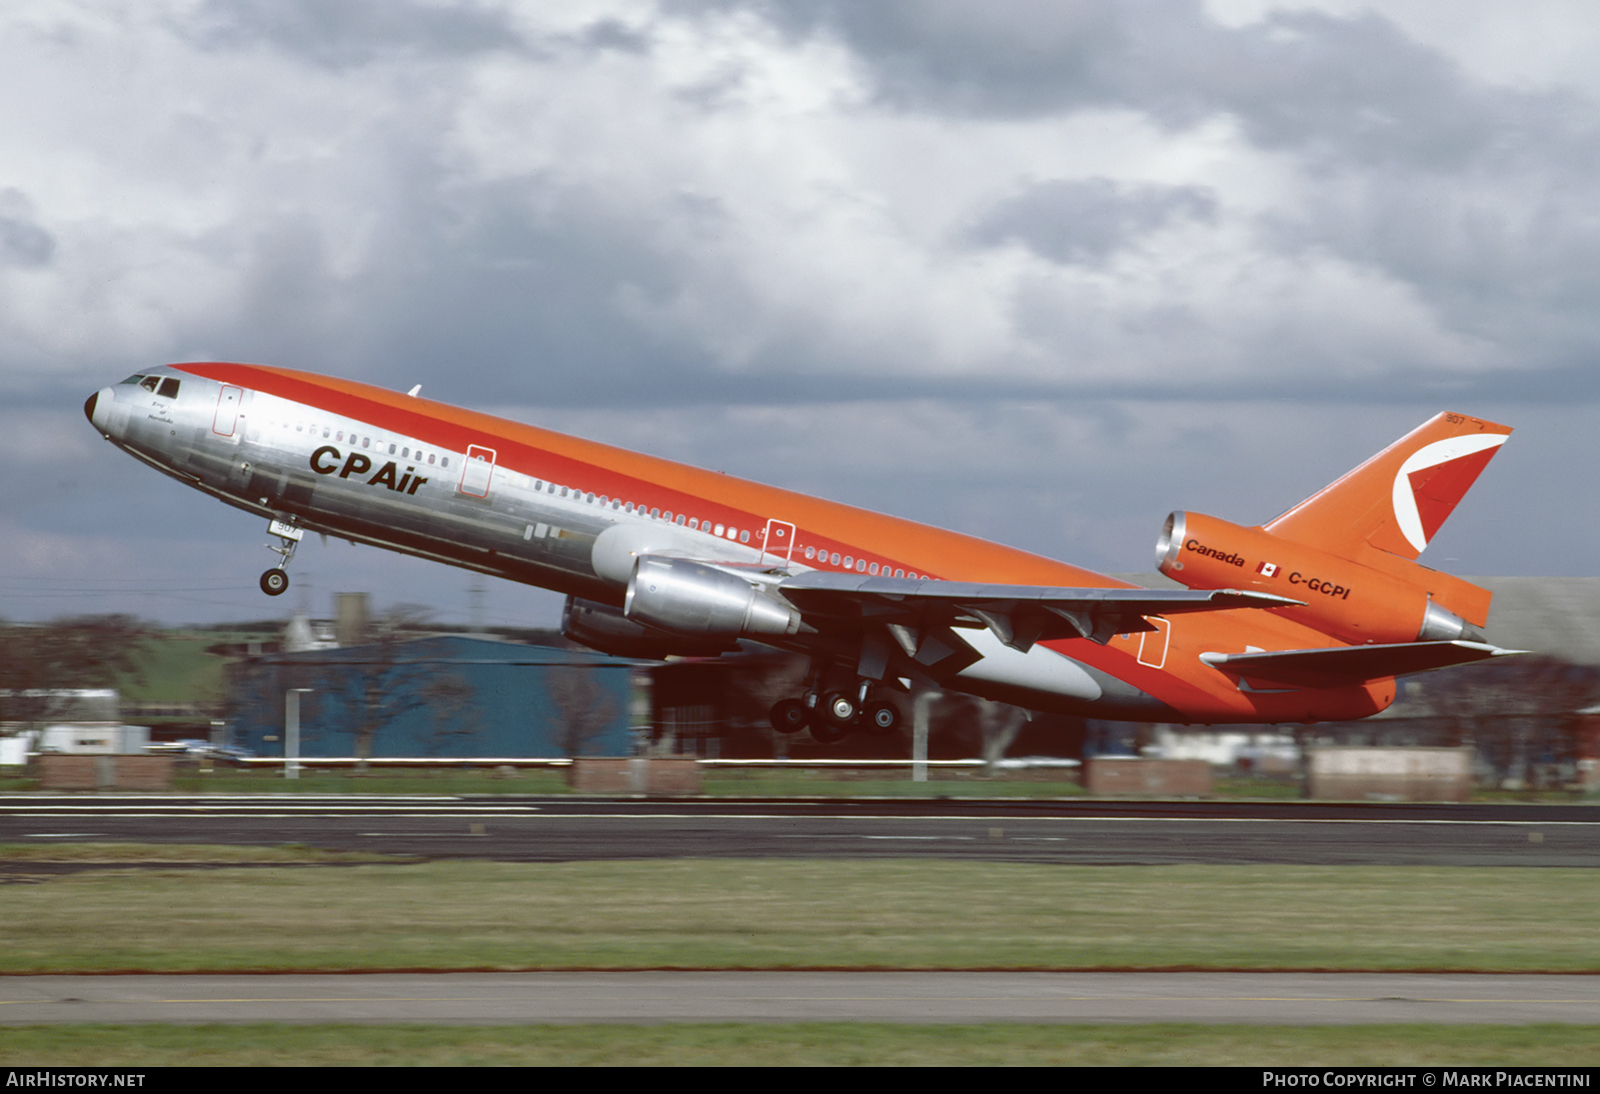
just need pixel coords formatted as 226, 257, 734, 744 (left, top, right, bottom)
1256, 561, 1278, 577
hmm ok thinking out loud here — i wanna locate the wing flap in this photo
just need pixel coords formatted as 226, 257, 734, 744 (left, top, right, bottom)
1199, 640, 1520, 688
777, 572, 1300, 651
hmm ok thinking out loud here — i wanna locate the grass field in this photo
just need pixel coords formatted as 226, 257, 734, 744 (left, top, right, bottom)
3, 1023, 1599, 1066
2, 847, 1596, 973
0, 764, 1581, 800
3, 846, 1597, 1066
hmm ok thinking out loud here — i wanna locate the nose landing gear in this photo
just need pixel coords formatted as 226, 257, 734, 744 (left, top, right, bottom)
259, 519, 303, 597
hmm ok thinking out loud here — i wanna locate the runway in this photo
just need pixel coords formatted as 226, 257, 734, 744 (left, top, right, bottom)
1, 795, 1596, 867
2, 972, 1597, 1025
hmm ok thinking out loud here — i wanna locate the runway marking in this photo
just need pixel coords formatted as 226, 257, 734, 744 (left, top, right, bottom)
0, 804, 537, 813
3, 994, 1593, 1006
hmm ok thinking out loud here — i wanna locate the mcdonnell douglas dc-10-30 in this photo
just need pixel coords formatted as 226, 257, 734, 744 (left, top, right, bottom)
85, 364, 1517, 741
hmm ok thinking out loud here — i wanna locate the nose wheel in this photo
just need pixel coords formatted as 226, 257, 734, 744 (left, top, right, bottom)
259, 519, 303, 597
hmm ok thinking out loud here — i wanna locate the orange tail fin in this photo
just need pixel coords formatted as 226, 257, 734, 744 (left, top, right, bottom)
1265, 412, 1512, 562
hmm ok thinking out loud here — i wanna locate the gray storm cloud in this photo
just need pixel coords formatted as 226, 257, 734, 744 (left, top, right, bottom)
1, 0, 1595, 621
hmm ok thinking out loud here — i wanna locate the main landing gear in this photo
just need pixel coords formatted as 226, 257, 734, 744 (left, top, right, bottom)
769, 684, 902, 744
259, 519, 304, 598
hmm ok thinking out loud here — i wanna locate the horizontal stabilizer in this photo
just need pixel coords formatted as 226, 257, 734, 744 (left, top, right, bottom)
1199, 640, 1520, 688
779, 572, 1299, 650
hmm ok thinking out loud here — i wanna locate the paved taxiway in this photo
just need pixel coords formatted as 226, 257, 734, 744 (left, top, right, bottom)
2, 972, 1597, 1025
4, 796, 1595, 1028
1, 795, 1595, 867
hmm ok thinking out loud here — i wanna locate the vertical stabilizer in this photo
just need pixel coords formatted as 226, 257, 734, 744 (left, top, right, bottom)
1265, 413, 1511, 562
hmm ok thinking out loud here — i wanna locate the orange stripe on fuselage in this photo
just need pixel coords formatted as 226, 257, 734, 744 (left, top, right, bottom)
174, 362, 1128, 588
173, 362, 1386, 721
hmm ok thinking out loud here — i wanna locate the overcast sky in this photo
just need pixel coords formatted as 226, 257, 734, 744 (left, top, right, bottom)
5, 0, 1599, 629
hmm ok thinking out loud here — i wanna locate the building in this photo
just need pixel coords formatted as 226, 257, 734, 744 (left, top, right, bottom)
227, 635, 643, 758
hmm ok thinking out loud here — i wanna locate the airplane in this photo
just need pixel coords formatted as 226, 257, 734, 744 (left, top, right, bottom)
84, 364, 1518, 742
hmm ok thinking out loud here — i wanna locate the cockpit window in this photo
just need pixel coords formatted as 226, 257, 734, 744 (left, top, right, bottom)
139, 376, 161, 393
118, 374, 145, 385
157, 378, 181, 399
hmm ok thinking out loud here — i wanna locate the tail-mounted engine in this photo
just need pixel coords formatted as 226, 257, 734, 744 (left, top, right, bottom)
1157, 511, 1486, 646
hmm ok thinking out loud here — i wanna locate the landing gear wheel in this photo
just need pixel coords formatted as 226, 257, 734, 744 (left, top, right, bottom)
810, 719, 850, 745
260, 568, 290, 596
769, 698, 810, 734
864, 700, 901, 735
823, 691, 857, 726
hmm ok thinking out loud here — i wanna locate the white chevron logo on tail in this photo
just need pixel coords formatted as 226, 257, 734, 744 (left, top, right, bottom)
1392, 433, 1509, 553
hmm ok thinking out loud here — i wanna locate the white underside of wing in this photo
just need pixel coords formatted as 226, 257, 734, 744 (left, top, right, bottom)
954, 628, 1103, 701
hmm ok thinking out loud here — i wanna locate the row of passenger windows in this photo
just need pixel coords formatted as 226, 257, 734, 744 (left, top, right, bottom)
538, 482, 913, 576
528, 480, 757, 542
289, 421, 450, 468
801, 545, 915, 578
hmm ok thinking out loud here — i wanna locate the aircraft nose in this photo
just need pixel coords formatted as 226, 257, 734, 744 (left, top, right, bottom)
84, 386, 114, 433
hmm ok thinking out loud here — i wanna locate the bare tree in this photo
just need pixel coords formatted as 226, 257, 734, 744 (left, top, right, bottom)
417, 671, 483, 757
978, 700, 1031, 770
1411, 656, 1600, 789
546, 665, 619, 757
0, 615, 148, 731
324, 605, 434, 768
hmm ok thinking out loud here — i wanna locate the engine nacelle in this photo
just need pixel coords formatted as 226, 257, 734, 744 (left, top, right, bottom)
625, 555, 803, 638
561, 596, 737, 660
1157, 511, 1484, 646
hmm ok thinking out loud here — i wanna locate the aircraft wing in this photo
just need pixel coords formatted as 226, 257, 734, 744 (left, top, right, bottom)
1199, 640, 1521, 688
774, 571, 1300, 651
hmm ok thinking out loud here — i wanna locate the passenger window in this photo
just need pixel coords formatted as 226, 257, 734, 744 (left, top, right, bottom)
157, 378, 180, 399
677, 514, 686, 525
805, 547, 815, 559
441, 457, 448, 468
362, 437, 370, 448
739, 529, 749, 543
869, 563, 879, 575
429, 455, 436, 465
389, 444, 397, 455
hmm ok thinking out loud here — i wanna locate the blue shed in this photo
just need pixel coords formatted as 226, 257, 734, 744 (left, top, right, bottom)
227, 636, 642, 758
